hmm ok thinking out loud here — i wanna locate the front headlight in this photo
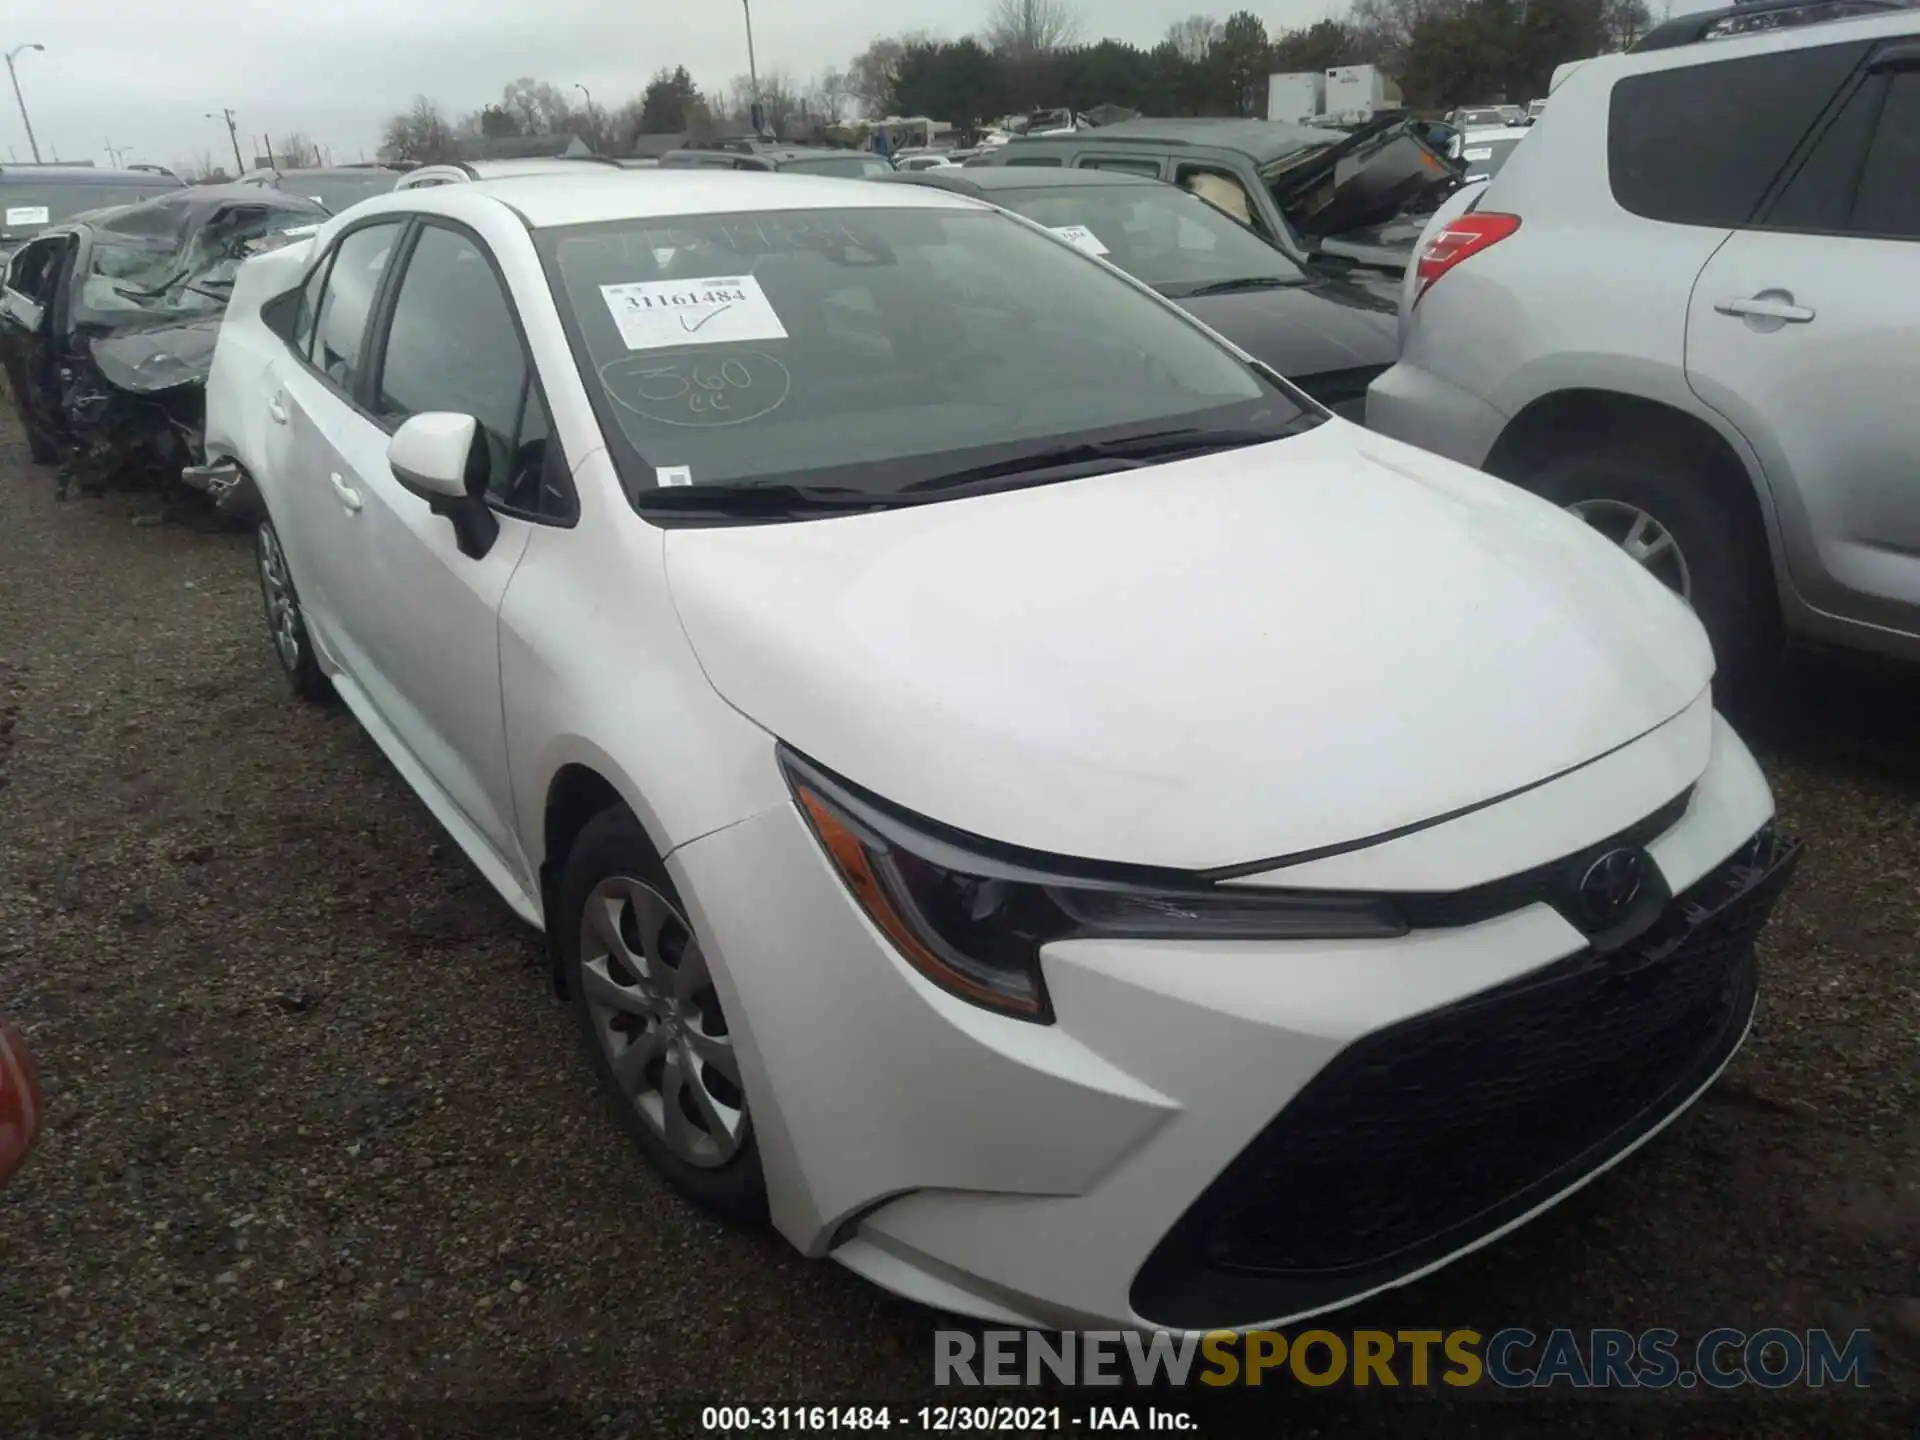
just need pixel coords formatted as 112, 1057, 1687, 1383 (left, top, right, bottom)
781, 748, 1407, 1023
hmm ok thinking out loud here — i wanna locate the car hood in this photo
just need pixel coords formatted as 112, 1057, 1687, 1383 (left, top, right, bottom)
1174, 282, 1396, 413
664, 423, 1712, 871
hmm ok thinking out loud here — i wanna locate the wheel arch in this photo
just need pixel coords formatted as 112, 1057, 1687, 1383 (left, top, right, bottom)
537, 756, 697, 996
1485, 388, 1780, 568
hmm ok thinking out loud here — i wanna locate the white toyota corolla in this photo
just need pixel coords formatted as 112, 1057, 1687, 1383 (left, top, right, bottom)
204, 172, 1799, 1334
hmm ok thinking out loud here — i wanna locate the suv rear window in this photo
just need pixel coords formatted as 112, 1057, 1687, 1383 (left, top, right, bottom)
1607, 42, 1867, 227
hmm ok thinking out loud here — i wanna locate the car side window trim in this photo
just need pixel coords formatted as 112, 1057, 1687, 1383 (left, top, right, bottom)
1754, 46, 1918, 242
364, 215, 579, 528
286, 214, 411, 421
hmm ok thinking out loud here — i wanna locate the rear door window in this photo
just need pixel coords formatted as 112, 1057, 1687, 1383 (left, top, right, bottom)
1764, 65, 1920, 240
1852, 69, 1920, 239
1607, 42, 1868, 226
310, 220, 404, 395
1078, 157, 1165, 177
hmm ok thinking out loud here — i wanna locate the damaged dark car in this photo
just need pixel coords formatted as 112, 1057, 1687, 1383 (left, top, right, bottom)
0, 184, 324, 501
973, 115, 1465, 302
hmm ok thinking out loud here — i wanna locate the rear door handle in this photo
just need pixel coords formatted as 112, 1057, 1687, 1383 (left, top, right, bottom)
267, 393, 289, 424
1715, 294, 1815, 324
329, 472, 362, 513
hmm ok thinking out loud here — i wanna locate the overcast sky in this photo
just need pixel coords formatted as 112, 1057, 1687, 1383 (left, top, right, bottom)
6, 0, 1701, 170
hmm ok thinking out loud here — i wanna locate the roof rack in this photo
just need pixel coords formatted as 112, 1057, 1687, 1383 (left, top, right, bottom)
1630, 0, 1915, 51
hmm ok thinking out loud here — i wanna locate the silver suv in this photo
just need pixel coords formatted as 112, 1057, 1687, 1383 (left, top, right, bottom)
1367, 4, 1919, 676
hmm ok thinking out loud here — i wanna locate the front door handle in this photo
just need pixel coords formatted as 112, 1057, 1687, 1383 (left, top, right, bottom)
329, 472, 362, 513
1715, 293, 1815, 324
267, 393, 290, 425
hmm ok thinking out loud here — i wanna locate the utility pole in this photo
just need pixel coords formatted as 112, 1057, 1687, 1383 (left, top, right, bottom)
5, 44, 45, 164
206, 107, 243, 176
742, 0, 764, 135
105, 139, 123, 167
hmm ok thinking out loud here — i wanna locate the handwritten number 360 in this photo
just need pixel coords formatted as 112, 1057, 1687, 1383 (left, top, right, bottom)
634, 358, 756, 412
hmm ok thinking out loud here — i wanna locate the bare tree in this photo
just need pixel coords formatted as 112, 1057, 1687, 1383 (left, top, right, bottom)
986, 0, 1082, 60
171, 150, 224, 183
808, 68, 855, 125
719, 70, 804, 135
273, 131, 319, 168
379, 96, 457, 164
1347, 0, 1459, 71
846, 36, 913, 114
1602, 0, 1654, 49
1165, 15, 1223, 63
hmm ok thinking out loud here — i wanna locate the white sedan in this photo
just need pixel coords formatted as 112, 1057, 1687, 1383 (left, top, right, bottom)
203, 172, 1798, 1334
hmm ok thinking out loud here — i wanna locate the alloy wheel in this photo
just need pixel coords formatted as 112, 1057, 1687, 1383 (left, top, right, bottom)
256, 524, 304, 673
1566, 498, 1693, 604
578, 876, 747, 1169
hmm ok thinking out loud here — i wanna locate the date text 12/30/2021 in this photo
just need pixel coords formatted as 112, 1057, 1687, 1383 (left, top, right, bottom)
701, 1405, 1198, 1433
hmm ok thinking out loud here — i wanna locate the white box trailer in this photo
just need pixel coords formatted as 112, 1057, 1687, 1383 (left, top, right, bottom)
1266, 71, 1326, 124
1323, 64, 1403, 125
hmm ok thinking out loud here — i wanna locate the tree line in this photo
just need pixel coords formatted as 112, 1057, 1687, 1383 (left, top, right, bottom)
373, 0, 1660, 163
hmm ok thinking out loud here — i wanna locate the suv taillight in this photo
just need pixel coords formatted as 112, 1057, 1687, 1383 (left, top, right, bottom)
1413, 212, 1520, 306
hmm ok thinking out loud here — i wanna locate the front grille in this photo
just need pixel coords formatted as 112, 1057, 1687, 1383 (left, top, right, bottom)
1130, 833, 1800, 1329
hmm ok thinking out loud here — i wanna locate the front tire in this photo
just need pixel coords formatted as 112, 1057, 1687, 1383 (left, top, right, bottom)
255, 517, 329, 702
1529, 444, 1772, 684
559, 806, 767, 1222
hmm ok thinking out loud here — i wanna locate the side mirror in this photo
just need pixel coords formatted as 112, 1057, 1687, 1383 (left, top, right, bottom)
388, 411, 499, 558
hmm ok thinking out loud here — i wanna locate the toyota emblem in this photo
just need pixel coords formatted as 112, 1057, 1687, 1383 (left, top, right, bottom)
1578, 848, 1645, 927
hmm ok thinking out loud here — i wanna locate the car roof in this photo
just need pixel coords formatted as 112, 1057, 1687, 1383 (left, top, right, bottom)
265, 165, 400, 178
883, 166, 1155, 195
347, 170, 983, 230
0, 166, 185, 186
1003, 117, 1333, 164
1631, 0, 1914, 50
450, 157, 622, 179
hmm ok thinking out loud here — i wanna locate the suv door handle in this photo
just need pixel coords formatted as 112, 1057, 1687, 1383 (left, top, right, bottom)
267, 393, 290, 424
1715, 294, 1815, 324
329, 472, 362, 513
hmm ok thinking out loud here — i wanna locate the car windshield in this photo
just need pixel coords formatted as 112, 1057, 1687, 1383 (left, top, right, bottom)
993, 183, 1307, 295
1456, 109, 1506, 127
79, 207, 319, 321
779, 154, 896, 178
1460, 137, 1525, 180
0, 180, 181, 240
537, 206, 1313, 514
284, 173, 396, 213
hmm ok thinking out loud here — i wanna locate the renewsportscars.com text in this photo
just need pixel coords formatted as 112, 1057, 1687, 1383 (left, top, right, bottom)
935, 1327, 1874, 1390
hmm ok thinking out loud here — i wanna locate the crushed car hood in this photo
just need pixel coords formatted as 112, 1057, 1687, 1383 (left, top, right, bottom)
664, 422, 1714, 870
88, 318, 221, 396
1275, 116, 1461, 245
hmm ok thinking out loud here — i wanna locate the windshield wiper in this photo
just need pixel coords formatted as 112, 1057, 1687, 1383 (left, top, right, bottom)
1179, 276, 1308, 296
634, 482, 902, 517
903, 426, 1296, 494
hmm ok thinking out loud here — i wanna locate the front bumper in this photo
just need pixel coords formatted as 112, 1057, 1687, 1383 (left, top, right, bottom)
666, 709, 1782, 1332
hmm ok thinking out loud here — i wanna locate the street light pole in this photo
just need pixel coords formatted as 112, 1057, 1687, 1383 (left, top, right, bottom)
574, 83, 595, 145
5, 44, 45, 164
206, 108, 243, 176
742, 0, 763, 133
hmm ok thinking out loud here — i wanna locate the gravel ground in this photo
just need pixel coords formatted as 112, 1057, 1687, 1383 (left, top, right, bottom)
0, 417, 1915, 1440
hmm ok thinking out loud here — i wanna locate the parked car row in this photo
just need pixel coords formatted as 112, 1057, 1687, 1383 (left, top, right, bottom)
177, 145, 1799, 1337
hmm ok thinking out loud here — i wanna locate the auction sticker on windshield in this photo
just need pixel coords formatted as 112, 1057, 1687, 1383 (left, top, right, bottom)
1049, 225, 1109, 257
600, 275, 788, 351
5, 206, 50, 227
